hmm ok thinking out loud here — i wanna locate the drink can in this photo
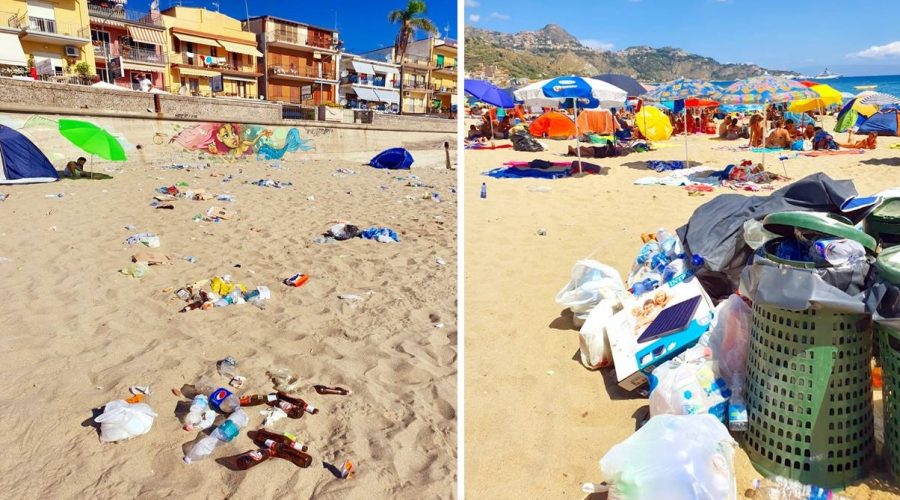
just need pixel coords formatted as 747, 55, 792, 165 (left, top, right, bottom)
284, 273, 309, 287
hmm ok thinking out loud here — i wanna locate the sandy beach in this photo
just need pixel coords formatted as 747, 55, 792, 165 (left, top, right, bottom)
0, 141, 457, 499
463, 117, 900, 499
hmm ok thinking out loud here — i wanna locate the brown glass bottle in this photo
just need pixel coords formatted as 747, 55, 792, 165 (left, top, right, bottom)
266, 440, 312, 468
252, 428, 309, 452
239, 393, 277, 407
235, 447, 276, 470
314, 385, 351, 396
276, 392, 319, 414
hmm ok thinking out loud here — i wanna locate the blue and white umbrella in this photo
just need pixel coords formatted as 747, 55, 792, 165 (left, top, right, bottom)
514, 76, 627, 172
858, 92, 900, 107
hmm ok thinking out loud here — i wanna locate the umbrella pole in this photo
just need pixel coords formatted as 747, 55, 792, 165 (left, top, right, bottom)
90, 155, 94, 180
683, 106, 689, 166
574, 99, 582, 174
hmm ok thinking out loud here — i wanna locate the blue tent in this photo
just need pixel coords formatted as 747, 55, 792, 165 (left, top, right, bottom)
369, 147, 414, 170
856, 106, 899, 136
592, 73, 646, 97
0, 124, 58, 184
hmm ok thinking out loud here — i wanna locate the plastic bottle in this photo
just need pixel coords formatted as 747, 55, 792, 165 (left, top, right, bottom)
194, 377, 241, 413
810, 238, 866, 266
121, 262, 149, 278
253, 428, 309, 452
480, 182, 487, 199
235, 446, 276, 470
747, 476, 846, 500
217, 356, 237, 378
265, 439, 313, 468
276, 392, 319, 415
183, 394, 216, 431
630, 278, 659, 296
183, 408, 249, 464
661, 259, 686, 284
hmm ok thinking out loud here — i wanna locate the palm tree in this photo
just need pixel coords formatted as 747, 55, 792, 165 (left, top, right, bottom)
388, 0, 438, 114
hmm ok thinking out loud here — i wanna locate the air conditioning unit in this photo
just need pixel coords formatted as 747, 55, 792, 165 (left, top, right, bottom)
313, 52, 322, 60
64, 46, 79, 57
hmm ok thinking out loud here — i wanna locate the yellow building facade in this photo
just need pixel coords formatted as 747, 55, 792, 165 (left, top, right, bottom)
0, 0, 96, 79
431, 39, 457, 113
161, 6, 261, 98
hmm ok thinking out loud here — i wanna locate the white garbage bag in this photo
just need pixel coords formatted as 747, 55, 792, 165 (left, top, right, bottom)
596, 414, 737, 500
648, 346, 729, 420
95, 400, 157, 442
707, 294, 752, 397
579, 301, 616, 369
556, 260, 626, 328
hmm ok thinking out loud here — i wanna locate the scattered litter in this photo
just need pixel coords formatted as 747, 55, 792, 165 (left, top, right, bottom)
217, 194, 233, 202
338, 293, 363, 302
260, 406, 288, 426
0, 193, 8, 201
95, 399, 157, 442
360, 227, 399, 243
537, 228, 548, 236
547, 370, 555, 375
176, 276, 269, 312
229, 376, 246, 389
125, 232, 160, 247
326, 223, 360, 241
434, 322, 445, 328
120, 261, 150, 278
251, 179, 292, 188
184, 256, 197, 263
130, 385, 151, 396
284, 273, 309, 287
44, 193, 64, 198
436, 257, 446, 266
339, 460, 355, 479
124, 224, 136, 230
266, 368, 302, 393
217, 356, 237, 378
307, 195, 315, 201
334, 168, 356, 175
132, 252, 170, 265
314, 385, 351, 396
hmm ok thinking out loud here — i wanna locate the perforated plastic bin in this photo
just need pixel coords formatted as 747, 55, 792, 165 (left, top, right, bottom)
743, 211, 877, 488
866, 198, 900, 249
875, 245, 900, 479
745, 305, 874, 488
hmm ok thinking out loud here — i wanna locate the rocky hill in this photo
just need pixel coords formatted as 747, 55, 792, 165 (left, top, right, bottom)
465, 24, 791, 82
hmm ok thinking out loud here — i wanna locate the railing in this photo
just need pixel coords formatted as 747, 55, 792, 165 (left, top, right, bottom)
93, 43, 167, 64
434, 64, 458, 72
87, 4, 164, 28
36, 72, 96, 86
177, 53, 252, 72
14, 15, 90, 38
431, 84, 457, 93
265, 30, 335, 50
270, 65, 335, 80
340, 74, 392, 87
403, 81, 431, 90
93, 42, 110, 58
401, 55, 431, 66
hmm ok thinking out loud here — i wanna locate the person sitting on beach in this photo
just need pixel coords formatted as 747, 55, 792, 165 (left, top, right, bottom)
497, 116, 512, 139
812, 127, 839, 150
784, 119, 800, 139
726, 118, 747, 140
838, 132, 878, 150
467, 124, 485, 142
64, 157, 87, 178
803, 123, 816, 140
718, 117, 730, 138
765, 120, 792, 148
749, 114, 764, 147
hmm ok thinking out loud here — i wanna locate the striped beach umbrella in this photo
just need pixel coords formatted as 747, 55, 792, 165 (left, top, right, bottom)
642, 78, 723, 165
858, 92, 900, 107
717, 75, 816, 105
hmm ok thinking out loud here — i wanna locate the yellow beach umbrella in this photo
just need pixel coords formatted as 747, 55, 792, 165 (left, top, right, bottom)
788, 84, 843, 112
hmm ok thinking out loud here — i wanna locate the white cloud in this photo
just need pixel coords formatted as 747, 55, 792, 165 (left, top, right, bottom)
465, 0, 479, 6
469, 14, 480, 23
850, 41, 900, 59
581, 39, 614, 51
490, 12, 510, 20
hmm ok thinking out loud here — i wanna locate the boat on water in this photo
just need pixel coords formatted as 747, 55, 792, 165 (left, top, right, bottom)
855, 85, 877, 90
814, 68, 841, 80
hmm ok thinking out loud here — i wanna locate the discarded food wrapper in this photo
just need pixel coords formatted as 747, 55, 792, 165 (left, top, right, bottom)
284, 273, 309, 287
217, 356, 237, 378
261, 406, 288, 426
229, 376, 246, 389
340, 460, 355, 479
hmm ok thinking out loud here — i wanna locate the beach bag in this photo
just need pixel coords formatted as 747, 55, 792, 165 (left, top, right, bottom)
95, 400, 157, 442
593, 414, 737, 500
790, 139, 804, 151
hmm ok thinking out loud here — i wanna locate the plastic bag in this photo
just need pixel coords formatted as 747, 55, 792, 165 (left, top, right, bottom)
597, 414, 737, 500
579, 301, 616, 369
94, 400, 157, 442
707, 294, 752, 397
741, 219, 777, 250
648, 347, 729, 420
556, 260, 626, 320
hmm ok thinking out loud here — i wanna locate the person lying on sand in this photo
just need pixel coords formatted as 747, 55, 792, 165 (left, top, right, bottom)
765, 121, 792, 148
838, 132, 878, 150
64, 157, 87, 178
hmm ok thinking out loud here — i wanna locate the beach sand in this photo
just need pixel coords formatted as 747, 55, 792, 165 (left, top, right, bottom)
464, 118, 900, 499
0, 147, 457, 499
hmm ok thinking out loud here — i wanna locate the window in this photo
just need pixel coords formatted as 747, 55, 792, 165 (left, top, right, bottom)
210, 46, 217, 57
232, 52, 240, 69
91, 29, 110, 45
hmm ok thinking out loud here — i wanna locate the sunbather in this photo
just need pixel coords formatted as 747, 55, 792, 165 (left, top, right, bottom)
64, 157, 87, 178
765, 121, 792, 148
812, 127, 839, 150
749, 114, 764, 147
838, 132, 878, 149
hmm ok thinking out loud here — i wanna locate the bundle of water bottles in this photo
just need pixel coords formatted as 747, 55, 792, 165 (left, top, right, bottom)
626, 229, 704, 297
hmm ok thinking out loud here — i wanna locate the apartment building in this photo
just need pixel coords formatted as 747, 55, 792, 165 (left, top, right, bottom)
430, 38, 457, 113
0, 0, 95, 79
399, 37, 432, 114
337, 52, 400, 113
244, 15, 339, 105
88, 0, 165, 89
162, 6, 261, 98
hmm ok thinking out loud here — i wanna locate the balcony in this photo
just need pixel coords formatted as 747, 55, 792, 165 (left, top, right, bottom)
265, 31, 336, 52
431, 84, 457, 94
340, 74, 397, 89
402, 81, 433, 92
8, 15, 90, 44
88, 5, 164, 28
269, 65, 336, 82
401, 54, 431, 67
176, 53, 256, 73
94, 43, 166, 65
434, 63, 458, 73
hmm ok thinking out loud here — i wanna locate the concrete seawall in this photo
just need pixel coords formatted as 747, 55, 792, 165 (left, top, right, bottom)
0, 78, 456, 162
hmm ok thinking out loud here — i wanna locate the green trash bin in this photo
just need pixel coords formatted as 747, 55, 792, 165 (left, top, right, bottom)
876, 245, 900, 480
744, 212, 877, 489
866, 198, 900, 249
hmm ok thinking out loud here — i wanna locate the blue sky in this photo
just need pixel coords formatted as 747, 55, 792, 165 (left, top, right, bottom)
465, 0, 900, 76
128, 0, 457, 54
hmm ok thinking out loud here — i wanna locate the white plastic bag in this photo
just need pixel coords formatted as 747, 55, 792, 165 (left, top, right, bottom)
556, 260, 625, 317
596, 414, 737, 500
579, 301, 616, 369
94, 400, 157, 442
707, 294, 752, 396
742, 219, 777, 250
648, 347, 729, 420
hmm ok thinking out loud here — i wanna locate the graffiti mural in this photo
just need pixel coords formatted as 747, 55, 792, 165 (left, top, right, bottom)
170, 122, 313, 160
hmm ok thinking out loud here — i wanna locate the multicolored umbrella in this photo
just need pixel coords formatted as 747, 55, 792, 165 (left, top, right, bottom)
858, 92, 900, 107
642, 77, 722, 102
717, 76, 817, 105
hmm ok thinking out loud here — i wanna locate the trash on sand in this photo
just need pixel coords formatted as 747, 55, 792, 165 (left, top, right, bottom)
124, 232, 160, 247
203, 206, 235, 222
283, 273, 309, 287
0, 193, 8, 201
44, 193, 64, 198
647, 346, 730, 420
95, 399, 157, 442
184, 256, 197, 263
130, 385, 151, 396
183, 408, 249, 463
260, 406, 288, 425
314, 385, 351, 396
360, 227, 399, 243
132, 252, 170, 265
326, 223, 360, 241
436, 257, 447, 266
338, 293, 363, 302
229, 376, 246, 389
176, 276, 269, 312
537, 228, 548, 236
252, 179, 292, 188
266, 369, 302, 393
120, 261, 150, 278
339, 460, 355, 479
183, 394, 216, 432
217, 356, 237, 378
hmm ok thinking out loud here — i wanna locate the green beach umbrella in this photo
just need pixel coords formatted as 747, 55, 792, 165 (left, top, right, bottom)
58, 119, 126, 161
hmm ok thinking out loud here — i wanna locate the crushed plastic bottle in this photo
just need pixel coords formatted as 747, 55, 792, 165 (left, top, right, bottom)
183, 394, 216, 431
183, 408, 248, 464
747, 476, 847, 500
194, 376, 241, 413
809, 238, 866, 266
121, 262, 150, 278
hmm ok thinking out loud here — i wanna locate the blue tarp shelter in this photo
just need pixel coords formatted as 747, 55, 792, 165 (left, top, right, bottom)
369, 147, 414, 170
0, 124, 58, 184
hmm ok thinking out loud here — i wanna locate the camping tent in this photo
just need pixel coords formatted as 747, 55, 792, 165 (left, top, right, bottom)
369, 147, 414, 169
0, 124, 58, 184
529, 111, 577, 139
634, 106, 673, 141
856, 106, 900, 136
576, 109, 619, 135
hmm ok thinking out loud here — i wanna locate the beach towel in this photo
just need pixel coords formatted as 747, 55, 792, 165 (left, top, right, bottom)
647, 160, 686, 172
800, 149, 866, 157
749, 147, 785, 153
484, 161, 604, 179
503, 160, 571, 167
466, 143, 513, 150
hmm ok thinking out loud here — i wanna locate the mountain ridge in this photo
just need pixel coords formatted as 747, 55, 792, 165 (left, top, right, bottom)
465, 24, 792, 82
